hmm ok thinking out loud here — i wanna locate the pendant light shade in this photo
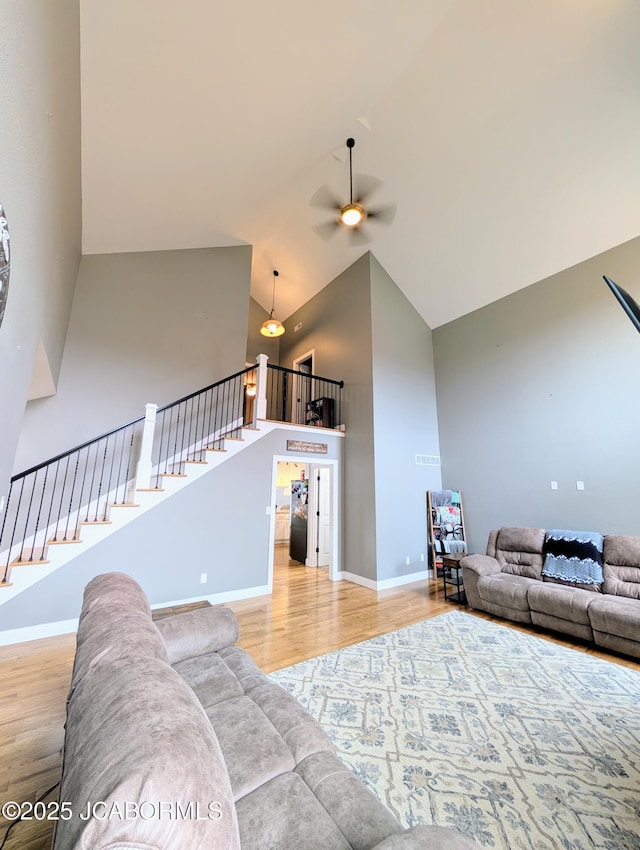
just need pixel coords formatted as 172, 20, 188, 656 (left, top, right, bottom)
260, 270, 285, 337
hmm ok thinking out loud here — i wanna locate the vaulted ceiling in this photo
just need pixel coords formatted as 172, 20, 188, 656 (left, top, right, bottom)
80, 0, 640, 329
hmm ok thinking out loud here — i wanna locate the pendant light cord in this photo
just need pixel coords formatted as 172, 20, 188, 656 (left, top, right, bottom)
270, 270, 279, 316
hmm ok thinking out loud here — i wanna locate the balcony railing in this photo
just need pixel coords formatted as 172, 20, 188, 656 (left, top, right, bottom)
265, 363, 343, 429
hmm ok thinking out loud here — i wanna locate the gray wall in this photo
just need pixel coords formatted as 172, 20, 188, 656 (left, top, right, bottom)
0, 0, 81, 499
0, 426, 343, 631
370, 257, 441, 581
433, 236, 640, 554
279, 254, 378, 580
280, 253, 441, 583
14, 246, 252, 471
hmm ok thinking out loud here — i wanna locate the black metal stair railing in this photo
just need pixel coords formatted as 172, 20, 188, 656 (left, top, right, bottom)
0, 416, 145, 580
0, 360, 343, 584
150, 365, 258, 487
0, 365, 259, 581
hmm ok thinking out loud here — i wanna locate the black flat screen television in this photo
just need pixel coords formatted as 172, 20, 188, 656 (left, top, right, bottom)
603, 275, 640, 335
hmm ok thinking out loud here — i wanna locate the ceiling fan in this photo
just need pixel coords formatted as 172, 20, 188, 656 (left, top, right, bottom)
310, 138, 396, 245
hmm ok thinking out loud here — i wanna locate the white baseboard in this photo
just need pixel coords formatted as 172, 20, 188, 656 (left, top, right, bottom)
0, 585, 273, 647
150, 584, 271, 610
0, 617, 79, 647
339, 569, 428, 591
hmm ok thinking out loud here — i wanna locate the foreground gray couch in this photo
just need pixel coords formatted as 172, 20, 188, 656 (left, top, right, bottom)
462, 527, 640, 659
53, 572, 480, 850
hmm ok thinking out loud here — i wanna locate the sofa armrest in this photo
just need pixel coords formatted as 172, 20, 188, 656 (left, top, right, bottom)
372, 824, 480, 849
461, 555, 501, 611
156, 605, 239, 664
460, 554, 501, 577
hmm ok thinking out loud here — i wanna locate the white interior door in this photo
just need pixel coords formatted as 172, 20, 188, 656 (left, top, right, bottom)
316, 466, 332, 567
307, 464, 332, 568
292, 351, 314, 425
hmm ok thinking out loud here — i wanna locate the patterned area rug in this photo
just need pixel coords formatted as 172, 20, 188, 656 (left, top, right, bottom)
269, 610, 640, 849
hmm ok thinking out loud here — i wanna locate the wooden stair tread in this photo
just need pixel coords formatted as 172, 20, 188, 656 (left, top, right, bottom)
205, 447, 227, 453
46, 537, 82, 545
10, 557, 50, 567
0, 581, 13, 588
224, 436, 244, 442
136, 487, 165, 492
79, 519, 112, 525
109, 502, 141, 508
160, 473, 187, 478
184, 460, 208, 465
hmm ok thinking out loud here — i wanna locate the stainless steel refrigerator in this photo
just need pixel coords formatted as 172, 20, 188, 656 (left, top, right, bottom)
289, 480, 308, 564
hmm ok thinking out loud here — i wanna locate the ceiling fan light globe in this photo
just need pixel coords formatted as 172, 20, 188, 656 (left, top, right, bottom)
340, 203, 365, 228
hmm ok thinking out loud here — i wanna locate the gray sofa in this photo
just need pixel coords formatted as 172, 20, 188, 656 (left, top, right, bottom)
461, 527, 640, 659
53, 572, 479, 850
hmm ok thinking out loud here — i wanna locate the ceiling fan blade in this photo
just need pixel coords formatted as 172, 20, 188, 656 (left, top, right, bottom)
312, 219, 340, 241
353, 173, 383, 206
310, 184, 342, 212
366, 203, 397, 227
347, 225, 372, 247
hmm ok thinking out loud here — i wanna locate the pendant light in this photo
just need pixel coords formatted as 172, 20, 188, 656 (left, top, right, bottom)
339, 138, 365, 228
260, 270, 285, 337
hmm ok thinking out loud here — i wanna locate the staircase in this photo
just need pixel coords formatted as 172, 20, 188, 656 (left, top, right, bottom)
0, 355, 344, 606
0, 424, 268, 606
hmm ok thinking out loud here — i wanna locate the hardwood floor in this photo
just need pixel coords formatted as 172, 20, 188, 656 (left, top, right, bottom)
0, 546, 637, 849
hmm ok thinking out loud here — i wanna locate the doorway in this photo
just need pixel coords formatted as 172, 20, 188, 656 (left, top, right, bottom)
292, 350, 314, 426
269, 456, 339, 589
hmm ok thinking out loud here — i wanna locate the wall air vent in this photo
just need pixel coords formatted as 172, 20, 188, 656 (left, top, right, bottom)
415, 454, 440, 466
294, 322, 303, 332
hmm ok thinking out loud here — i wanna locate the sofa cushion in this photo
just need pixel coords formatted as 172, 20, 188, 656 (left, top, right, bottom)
528, 584, 596, 641
296, 751, 401, 850
56, 656, 240, 850
250, 682, 335, 764
173, 650, 244, 708
156, 605, 239, 663
602, 535, 640, 599
589, 594, 640, 639
235, 771, 352, 850
528, 583, 595, 626
219, 644, 271, 692
206, 695, 296, 801
478, 573, 535, 612
489, 528, 545, 579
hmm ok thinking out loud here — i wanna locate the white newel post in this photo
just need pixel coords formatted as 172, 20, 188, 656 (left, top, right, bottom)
255, 353, 269, 422
135, 403, 158, 490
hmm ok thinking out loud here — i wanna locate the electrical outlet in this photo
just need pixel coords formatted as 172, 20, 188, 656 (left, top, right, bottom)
550, 481, 558, 490
420, 553, 425, 562
0, 496, 4, 512
405, 556, 410, 565
576, 481, 585, 491
200, 573, 207, 584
